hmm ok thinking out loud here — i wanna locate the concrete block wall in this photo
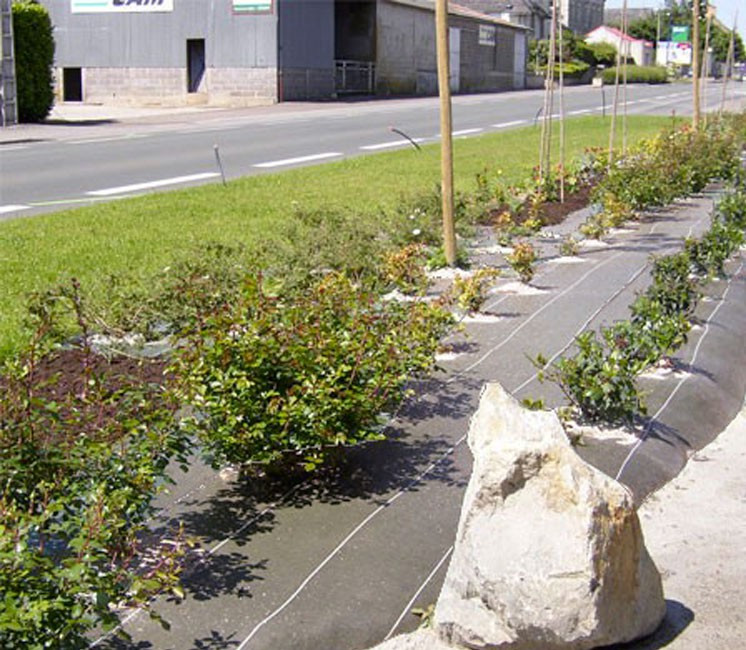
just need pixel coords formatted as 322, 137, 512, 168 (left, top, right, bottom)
206, 67, 277, 106
83, 67, 186, 106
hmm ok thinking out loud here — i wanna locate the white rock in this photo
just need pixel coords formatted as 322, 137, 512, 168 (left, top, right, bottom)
368, 630, 454, 650
434, 383, 665, 650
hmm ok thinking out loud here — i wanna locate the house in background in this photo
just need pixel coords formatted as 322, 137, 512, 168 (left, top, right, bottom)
455, 0, 551, 40
39, 0, 528, 107
585, 24, 654, 66
458, 0, 605, 39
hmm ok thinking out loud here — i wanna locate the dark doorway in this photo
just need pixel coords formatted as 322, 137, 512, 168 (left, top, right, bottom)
187, 39, 205, 93
63, 67, 82, 102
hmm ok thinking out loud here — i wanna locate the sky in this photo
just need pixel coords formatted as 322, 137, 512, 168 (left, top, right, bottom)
605, 0, 745, 43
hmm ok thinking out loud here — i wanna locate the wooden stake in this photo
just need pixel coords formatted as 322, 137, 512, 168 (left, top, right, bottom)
692, 0, 701, 129
720, 12, 737, 115
701, 4, 712, 127
621, 2, 629, 156
435, 0, 456, 266
558, 7, 565, 203
608, 0, 626, 168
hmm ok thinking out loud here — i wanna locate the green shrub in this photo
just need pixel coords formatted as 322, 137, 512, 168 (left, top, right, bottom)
172, 272, 454, 470
536, 331, 644, 423
0, 282, 191, 648
12, 1, 55, 122
601, 65, 668, 85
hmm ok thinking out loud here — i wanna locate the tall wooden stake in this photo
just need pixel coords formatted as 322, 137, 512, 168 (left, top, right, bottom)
720, 12, 736, 115
621, 2, 629, 156
608, 0, 626, 168
435, 0, 456, 266
692, 0, 701, 129
701, 4, 712, 126
539, 0, 558, 180
558, 7, 565, 203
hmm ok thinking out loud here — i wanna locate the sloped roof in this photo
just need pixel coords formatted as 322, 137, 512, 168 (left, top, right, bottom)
587, 25, 654, 47
386, 0, 532, 30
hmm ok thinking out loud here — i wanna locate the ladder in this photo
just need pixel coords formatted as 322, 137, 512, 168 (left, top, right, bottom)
0, 0, 17, 126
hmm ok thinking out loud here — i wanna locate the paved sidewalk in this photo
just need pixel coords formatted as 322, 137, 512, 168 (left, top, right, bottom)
623, 401, 746, 650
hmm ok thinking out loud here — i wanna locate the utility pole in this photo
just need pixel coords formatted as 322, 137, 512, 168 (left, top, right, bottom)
435, 0, 457, 266
0, 0, 17, 126
691, 0, 701, 129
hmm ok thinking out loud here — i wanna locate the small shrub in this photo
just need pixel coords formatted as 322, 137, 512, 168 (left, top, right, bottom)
450, 268, 500, 313
536, 331, 644, 423
172, 272, 454, 470
379, 243, 429, 294
507, 242, 537, 283
560, 236, 580, 257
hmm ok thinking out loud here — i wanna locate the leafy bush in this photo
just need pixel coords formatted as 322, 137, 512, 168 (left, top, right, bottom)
172, 272, 454, 470
577, 41, 618, 67
449, 268, 500, 313
601, 65, 668, 85
507, 241, 537, 283
12, 1, 55, 122
536, 331, 644, 423
0, 282, 191, 648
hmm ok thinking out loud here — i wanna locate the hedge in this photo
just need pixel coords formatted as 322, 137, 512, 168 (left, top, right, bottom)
12, 1, 55, 122
601, 65, 668, 85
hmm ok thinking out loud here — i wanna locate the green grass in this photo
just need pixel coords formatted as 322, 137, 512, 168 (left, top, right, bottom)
0, 115, 675, 358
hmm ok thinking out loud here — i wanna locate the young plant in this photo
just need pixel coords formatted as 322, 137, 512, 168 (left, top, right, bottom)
380, 243, 429, 294
507, 241, 537, 283
450, 268, 501, 313
559, 236, 580, 257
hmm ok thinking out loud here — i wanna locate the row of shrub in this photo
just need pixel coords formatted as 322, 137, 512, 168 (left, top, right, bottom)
538, 184, 746, 424
2, 115, 745, 647
600, 65, 669, 85
581, 118, 743, 238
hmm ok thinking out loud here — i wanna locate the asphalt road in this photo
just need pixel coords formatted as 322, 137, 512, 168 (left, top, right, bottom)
91, 188, 746, 650
1, 82, 741, 218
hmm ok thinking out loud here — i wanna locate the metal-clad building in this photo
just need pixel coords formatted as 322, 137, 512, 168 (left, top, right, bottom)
39, 0, 526, 106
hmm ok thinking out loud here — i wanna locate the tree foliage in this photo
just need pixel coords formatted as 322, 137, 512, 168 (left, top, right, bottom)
611, 1, 744, 63
12, 1, 55, 122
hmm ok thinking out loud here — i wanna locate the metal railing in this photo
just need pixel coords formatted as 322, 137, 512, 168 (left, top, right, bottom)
335, 60, 375, 95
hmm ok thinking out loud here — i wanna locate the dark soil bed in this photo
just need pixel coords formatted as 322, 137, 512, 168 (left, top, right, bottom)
1, 347, 169, 447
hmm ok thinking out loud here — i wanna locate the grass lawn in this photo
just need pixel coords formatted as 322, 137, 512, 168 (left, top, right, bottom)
0, 115, 675, 358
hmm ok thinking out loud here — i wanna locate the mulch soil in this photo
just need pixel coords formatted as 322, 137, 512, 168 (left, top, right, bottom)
2, 186, 597, 447
1, 347, 170, 447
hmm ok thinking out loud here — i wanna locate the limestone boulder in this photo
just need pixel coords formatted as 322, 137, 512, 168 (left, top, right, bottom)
434, 383, 665, 649
368, 629, 455, 650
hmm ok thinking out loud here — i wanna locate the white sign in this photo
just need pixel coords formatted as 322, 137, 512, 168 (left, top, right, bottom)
233, 0, 272, 12
656, 41, 692, 66
479, 25, 496, 46
71, 0, 174, 13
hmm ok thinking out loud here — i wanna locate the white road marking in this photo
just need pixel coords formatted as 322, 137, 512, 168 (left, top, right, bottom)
86, 172, 220, 197
451, 128, 484, 136
569, 108, 593, 115
253, 152, 342, 168
360, 139, 423, 151
1, 145, 28, 151
492, 119, 528, 128
0, 204, 31, 215
67, 134, 149, 145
